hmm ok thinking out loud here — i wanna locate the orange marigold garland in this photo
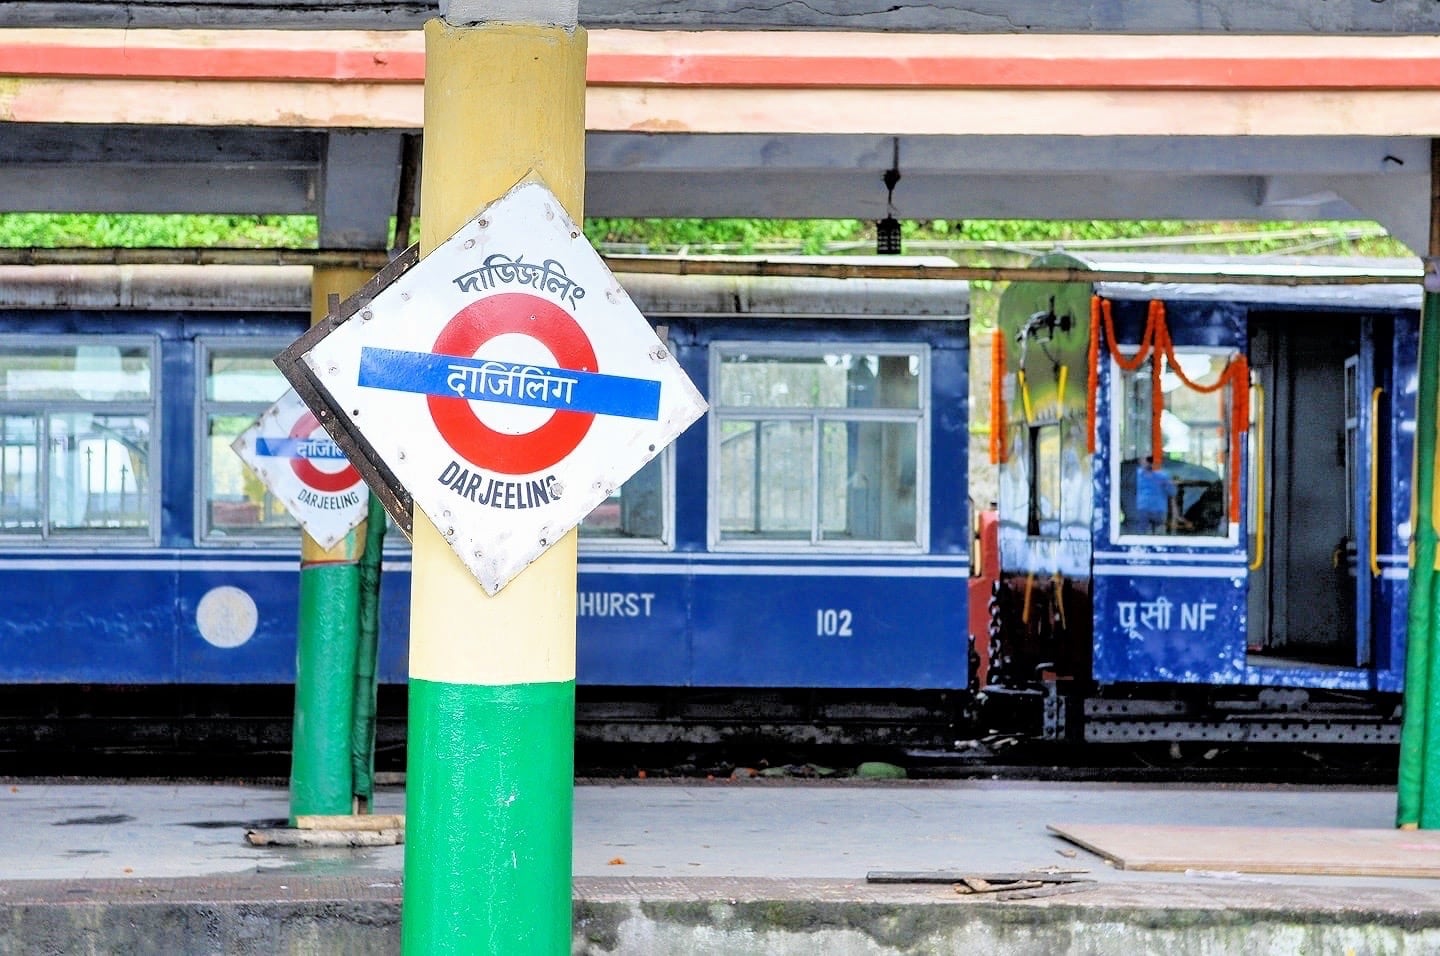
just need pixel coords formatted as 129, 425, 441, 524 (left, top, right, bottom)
1087, 297, 1101, 454
1091, 296, 1251, 526
990, 329, 1007, 464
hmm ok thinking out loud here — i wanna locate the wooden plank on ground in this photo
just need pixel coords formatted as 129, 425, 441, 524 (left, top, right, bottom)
246, 827, 404, 847
1048, 823, 1440, 878
295, 813, 404, 831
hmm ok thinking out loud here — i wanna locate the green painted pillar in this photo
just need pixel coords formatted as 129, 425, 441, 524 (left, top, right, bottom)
1399, 289, 1440, 827
1399, 141, 1440, 829
290, 552, 361, 822
351, 493, 387, 811
289, 267, 373, 825
401, 13, 584, 953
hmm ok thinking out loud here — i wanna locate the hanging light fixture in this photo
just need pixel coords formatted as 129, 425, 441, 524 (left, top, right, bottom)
876, 138, 902, 256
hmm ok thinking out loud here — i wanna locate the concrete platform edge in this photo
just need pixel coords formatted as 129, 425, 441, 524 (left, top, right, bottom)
5, 875, 1440, 956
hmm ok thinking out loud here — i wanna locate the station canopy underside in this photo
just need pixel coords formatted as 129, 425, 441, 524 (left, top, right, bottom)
2, 18, 1439, 253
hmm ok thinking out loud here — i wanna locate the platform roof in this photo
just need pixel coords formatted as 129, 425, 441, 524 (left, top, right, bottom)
2, 13, 1439, 253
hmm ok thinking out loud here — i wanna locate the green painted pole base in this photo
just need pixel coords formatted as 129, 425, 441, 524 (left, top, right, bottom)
352, 495, 387, 809
289, 562, 361, 824
402, 677, 575, 955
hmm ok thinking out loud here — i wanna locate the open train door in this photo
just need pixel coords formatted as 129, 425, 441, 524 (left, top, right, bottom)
1247, 306, 1411, 686
1246, 312, 1358, 667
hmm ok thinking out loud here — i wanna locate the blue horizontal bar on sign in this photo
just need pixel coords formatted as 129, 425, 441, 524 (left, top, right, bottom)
358, 346, 661, 421
254, 437, 347, 460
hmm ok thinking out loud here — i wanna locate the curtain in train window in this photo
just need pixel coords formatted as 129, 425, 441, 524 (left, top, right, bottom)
711, 344, 925, 548
0, 339, 155, 539
1115, 351, 1230, 538
200, 342, 299, 540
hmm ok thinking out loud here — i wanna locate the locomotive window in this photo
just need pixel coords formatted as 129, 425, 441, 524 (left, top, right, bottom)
1027, 424, 1061, 538
198, 341, 300, 543
710, 344, 926, 550
1113, 351, 1232, 541
0, 338, 156, 541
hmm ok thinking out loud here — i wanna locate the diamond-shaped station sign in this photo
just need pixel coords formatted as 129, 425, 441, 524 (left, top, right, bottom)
276, 175, 708, 594
231, 387, 368, 550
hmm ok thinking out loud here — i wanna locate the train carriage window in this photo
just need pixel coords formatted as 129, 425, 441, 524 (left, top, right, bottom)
0, 338, 156, 540
198, 341, 300, 542
578, 454, 670, 547
710, 343, 926, 549
1113, 351, 1231, 541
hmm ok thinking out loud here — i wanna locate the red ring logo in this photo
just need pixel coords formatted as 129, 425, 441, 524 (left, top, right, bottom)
289, 411, 362, 493
427, 292, 598, 475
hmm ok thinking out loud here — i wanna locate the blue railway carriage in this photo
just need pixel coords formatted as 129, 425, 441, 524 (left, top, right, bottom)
989, 253, 1419, 744
0, 261, 970, 744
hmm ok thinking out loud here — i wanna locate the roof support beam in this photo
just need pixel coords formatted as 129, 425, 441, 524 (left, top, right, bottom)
317, 131, 404, 248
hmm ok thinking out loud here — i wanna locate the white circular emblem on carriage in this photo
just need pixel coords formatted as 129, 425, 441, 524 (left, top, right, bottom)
196, 585, 259, 649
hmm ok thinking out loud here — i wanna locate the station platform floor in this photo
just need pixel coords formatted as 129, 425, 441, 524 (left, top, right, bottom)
3, 775, 1440, 954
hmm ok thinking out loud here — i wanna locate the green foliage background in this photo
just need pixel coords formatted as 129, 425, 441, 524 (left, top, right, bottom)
0, 212, 1409, 262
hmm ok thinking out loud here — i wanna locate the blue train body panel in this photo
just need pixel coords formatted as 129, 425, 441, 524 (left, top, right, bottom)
682, 558, 969, 688
1092, 566, 1246, 684
575, 564, 691, 685
0, 265, 971, 692
1, 556, 176, 682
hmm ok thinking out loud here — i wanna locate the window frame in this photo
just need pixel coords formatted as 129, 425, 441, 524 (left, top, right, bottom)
194, 336, 302, 548
706, 339, 930, 553
1108, 346, 1240, 548
0, 333, 161, 546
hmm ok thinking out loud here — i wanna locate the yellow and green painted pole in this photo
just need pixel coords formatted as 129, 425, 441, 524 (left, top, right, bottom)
403, 12, 584, 952
289, 266, 372, 824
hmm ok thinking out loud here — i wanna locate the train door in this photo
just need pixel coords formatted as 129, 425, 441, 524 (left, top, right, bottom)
1245, 311, 1366, 669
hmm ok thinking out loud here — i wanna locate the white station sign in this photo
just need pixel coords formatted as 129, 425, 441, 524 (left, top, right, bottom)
300, 176, 708, 594
232, 387, 368, 549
